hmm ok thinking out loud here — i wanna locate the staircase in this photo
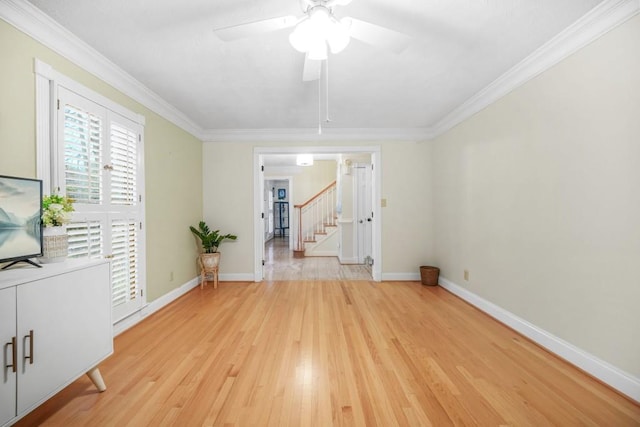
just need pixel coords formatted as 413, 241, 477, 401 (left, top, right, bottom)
293, 181, 337, 257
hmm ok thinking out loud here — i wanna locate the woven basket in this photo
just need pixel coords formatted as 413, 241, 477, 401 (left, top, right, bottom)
41, 226, 68, 263
419, 266, 440, 286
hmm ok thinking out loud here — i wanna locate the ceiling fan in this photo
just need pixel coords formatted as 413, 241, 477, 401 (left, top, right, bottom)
213, 0, 411, 81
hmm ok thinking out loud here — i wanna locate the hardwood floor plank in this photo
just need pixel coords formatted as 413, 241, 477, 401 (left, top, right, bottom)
263, 238, 372, 281
14, 280, 640, 426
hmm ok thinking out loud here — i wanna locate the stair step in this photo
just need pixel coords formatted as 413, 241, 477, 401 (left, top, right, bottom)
303, 239, 316, 243
315, 232, 327, 236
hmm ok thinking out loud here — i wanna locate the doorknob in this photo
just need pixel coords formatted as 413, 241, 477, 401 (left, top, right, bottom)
367, 218, 372, 222
359, 220, 363, 223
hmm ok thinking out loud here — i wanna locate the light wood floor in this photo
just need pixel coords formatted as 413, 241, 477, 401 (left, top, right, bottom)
263, 237, 372, 281
16, 280, 639, 426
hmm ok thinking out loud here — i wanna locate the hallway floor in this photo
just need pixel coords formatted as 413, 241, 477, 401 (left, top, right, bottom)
263, 237, 372, 281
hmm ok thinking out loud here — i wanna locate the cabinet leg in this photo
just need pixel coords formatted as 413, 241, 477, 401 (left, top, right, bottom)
86, 367, 107, 392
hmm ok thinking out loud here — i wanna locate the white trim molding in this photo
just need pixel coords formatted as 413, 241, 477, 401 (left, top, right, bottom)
1, 0, 202, 139
202, 128, 432, 143
438, 276, 640, 403
382, 272, 421, 281
218, 273, 256, 282
429, 0, 640, 139
34, 60, 53, 190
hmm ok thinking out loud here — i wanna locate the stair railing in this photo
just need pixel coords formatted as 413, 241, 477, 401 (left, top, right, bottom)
294, 181, 337, 253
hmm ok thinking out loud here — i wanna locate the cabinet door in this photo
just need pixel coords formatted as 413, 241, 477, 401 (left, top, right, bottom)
0, 287, 17, 426
16, 262, 112, 415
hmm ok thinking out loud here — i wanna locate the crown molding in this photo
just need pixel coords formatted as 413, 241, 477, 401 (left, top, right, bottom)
3, 0, 637, 144
428, 0, 640, 140
0, 0, 204, 139
201, 127, 433, 143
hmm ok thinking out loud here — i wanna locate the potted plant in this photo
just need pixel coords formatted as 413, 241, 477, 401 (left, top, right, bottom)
189, 221, 237, 288
41, 193, 74, 263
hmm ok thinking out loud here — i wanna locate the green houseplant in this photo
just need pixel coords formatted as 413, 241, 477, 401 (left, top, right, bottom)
189, 221, 237, 253
189, 221, 237, 289
42, 194, 74, 227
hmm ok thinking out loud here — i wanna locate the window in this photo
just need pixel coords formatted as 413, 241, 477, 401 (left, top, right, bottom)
36, 61, 146, 324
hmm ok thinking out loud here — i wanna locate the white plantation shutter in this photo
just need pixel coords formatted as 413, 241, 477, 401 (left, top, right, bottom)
67, 221, 102, 259
111, 220, 138, 308
63, 105, 102, 204
57, 86, 145, 323
110, 123, 137, 205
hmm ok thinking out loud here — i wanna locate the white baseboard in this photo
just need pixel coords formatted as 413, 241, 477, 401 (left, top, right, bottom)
382, 272, 421, 281
304, 251, 339, 257
438, 276, 640, 403
339, 257, 359, 264
113, 277, 199, 336
219, 273, 255, 281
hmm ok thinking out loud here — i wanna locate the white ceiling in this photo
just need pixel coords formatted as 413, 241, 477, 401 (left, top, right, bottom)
27, 0, 604, 137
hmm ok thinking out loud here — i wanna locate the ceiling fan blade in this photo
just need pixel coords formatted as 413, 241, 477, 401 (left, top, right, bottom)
214, 15, 298, 41
344, 18, 411, 53
303, 54, 322, 82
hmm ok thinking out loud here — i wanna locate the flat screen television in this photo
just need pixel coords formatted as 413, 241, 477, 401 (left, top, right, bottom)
0, 175, 43, 269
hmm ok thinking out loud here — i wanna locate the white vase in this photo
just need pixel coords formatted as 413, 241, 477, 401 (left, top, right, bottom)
40, 226, 68, 263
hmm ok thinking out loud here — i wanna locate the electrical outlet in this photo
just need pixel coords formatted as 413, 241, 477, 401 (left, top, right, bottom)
464, 270, 469, 281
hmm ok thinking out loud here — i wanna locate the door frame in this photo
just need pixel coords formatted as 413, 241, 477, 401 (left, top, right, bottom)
253, 146, 382, 282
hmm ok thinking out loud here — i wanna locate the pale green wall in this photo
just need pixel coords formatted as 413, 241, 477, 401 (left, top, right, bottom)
431, 15, 640, 375
292, 160, 337, 205
202, 142, 435, 275
201, 142, 253, 275
0, 20, 203, 302
381, 142, 434, 273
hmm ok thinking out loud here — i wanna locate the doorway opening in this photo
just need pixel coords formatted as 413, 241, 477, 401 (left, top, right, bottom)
253, 146, 382, 282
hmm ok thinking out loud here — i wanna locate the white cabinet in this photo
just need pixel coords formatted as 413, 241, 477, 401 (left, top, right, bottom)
0, 260, 112, 427
0, 287, 17, 426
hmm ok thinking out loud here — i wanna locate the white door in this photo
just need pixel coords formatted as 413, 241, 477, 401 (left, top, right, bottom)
355, 164, 373, 265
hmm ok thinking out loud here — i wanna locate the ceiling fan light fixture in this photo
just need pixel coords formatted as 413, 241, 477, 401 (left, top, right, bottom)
289, 5, 351, 57
296, 154, 314, 166
289, 21, 310, 53
327, 19, 350, 53
308, 38, 328, 60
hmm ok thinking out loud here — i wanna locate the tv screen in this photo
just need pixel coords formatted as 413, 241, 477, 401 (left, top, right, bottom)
0, 175, 43, 266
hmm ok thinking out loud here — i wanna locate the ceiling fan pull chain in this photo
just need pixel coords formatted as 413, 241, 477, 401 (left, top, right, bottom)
326, 55, 331, 123
318, 64, 322, 135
